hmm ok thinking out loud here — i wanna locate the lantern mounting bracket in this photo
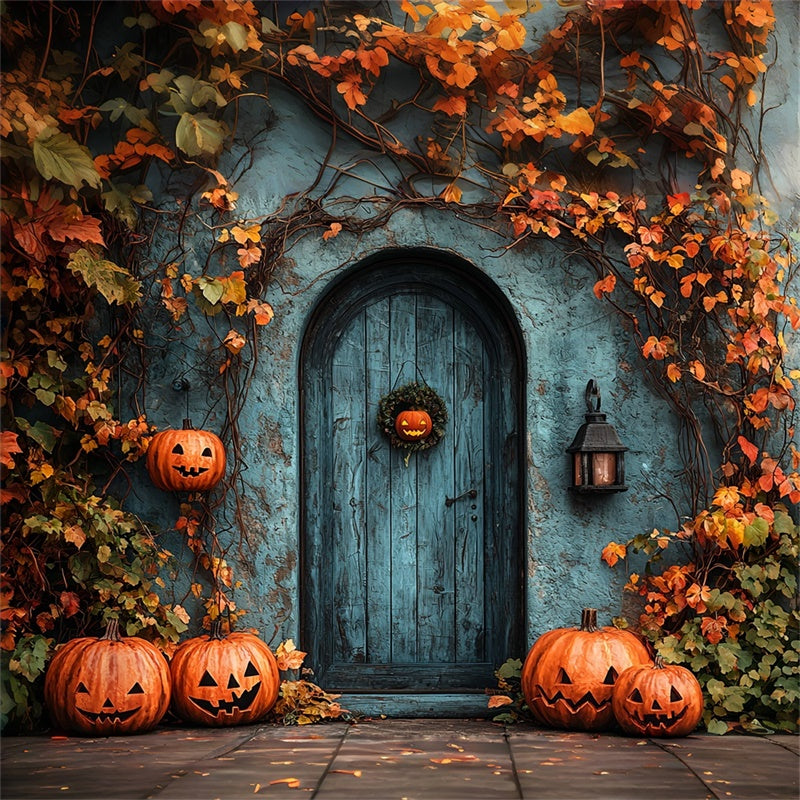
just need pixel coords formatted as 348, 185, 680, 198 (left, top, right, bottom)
585, 379, 601, 412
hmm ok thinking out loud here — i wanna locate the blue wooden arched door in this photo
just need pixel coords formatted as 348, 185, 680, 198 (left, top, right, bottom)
301, 250, 525, 702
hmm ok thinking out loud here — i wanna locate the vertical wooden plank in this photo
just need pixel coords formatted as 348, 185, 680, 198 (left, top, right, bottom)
388, 294, 418, 663
364, 298, 392, 664
415, 297, 456, 663
330, 311, 367, 664
486, 353, 522, 663
302, 363, 326, 674
453, 319, 486, 663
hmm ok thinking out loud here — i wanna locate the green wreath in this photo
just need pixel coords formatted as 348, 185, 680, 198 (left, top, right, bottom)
377, 381, 448, 454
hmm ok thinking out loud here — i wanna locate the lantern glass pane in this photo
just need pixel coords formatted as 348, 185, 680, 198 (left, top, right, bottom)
573, 453, 584, 486
592, 452, 616, 486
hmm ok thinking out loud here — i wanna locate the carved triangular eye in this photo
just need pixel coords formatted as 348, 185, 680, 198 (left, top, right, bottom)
603, 666, 618, 685
128, 682, 145, 695
244, 660, 259, 677
172, 444, 184, 455
629, 688, 644, 703
76, 682, 90, 694
202, 447, 213, 457
670, 686, 683, 702
557, 668, 572, 684
199, 670, 218, 687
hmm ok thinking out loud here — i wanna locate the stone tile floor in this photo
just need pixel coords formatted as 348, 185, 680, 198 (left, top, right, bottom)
2, 719, 798, 800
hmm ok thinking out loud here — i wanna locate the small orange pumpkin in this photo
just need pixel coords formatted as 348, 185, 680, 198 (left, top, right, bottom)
394, 409, 432, 441
521, 608, 652, 731
146, 418, 226, 492
169, 621, 280, 727
612, 656, 704, 737
43, 619, 171, 736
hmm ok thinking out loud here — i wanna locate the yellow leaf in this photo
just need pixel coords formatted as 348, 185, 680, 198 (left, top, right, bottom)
558, 107, 594, 136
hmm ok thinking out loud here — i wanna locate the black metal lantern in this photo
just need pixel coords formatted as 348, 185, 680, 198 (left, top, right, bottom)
566, 379, 628, 493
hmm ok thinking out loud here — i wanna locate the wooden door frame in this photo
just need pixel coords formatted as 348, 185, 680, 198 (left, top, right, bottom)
299, 247, 527, 692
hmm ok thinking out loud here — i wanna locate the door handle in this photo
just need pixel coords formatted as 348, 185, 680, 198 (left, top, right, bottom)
445, 488, 477, 507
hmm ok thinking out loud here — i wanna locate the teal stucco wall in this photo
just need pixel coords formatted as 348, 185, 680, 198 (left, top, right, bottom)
128, 1, 799, 667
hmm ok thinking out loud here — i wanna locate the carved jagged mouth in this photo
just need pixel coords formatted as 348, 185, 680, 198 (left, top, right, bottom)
535, 685, 610, 712
78, 707, 140, 724
172, 465, 209, 477
189, 682, 261, 716
633, 707, 688, 728
402, 430, 428, 437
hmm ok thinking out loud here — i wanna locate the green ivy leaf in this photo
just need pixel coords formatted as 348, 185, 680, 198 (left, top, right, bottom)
17, 419, 58, 452
32, 129, 102, 190
706, 718, 729, 735
175, 113, 226, 157
68, 248, 142, 305
743, 518, 769, 547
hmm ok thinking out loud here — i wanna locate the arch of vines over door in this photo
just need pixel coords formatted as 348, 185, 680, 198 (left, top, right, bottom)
300, 249, 526, 696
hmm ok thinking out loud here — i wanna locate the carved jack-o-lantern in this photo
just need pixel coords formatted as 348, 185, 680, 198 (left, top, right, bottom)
394, 409, 432, 441
146, 418, 226, 492
43, 619, 171, 736
169, 621, 280, 727
612, 656, 704, 737
521, 608, 652, 731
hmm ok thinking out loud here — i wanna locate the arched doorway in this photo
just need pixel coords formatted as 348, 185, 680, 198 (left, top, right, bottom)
300, 249, 526, 710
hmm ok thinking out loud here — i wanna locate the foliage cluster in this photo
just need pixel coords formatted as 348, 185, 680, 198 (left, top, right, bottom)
0, 0, 797, 733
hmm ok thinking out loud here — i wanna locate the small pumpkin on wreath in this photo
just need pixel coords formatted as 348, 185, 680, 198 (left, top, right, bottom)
378, 382, 448, 461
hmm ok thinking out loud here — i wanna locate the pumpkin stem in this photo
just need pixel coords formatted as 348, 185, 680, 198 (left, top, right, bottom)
182, 418, 195, 430
654, 655, 665, 669
101, 619, 122, 641
580, 608, 599, 632
209, 618, 226, 640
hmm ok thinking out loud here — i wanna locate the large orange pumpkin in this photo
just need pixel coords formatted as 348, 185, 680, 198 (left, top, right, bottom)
169, 621, 280, 727
394, 409, 432, 441
612, 656, 704, 737
43, 619, 171, 736
521, 608, 652, 731
146, 419, 226, 492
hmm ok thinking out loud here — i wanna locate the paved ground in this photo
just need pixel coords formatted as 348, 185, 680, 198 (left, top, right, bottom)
2, 719, 798, 800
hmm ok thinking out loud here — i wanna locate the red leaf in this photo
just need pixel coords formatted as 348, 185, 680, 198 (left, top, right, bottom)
737, 435, 759, 465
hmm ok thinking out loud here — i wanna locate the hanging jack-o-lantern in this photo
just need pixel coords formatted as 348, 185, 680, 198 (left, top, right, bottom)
394, 409, 432, 441
612, 656, 704, 737
521, 608, 652, 731
43, 619, 171, 736
146, 418, 226, 492
169, 621, 280, 727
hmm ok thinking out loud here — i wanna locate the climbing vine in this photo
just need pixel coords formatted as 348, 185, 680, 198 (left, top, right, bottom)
1, 0, 797, 732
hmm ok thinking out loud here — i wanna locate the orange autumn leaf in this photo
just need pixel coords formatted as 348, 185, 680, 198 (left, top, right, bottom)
667, 363, 682, 383
223, 330, 246, 355
247, 299, 274, 326
441, 182, 462, 203
488, 695, 513, 709
593, 274, 616, 299
323, 222, 342, 241
356, 46, 389, 76
700, 615, 726, 645
446, 62, 477, 89
337, 76, 367, 109
231, 224, 261, 245
433, 95, 467, 117
0, 431, 22, 469
601, 541, 627, 567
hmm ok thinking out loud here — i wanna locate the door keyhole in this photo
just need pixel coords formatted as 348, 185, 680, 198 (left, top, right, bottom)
445, 488, 477, 507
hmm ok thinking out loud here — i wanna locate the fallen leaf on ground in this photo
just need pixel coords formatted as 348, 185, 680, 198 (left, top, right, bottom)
330, 770, 362, 777
269, 777, 301, 788
430, 755, 479, 764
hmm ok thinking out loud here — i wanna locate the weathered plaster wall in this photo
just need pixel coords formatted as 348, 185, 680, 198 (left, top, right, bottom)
129, 1, 799, 661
